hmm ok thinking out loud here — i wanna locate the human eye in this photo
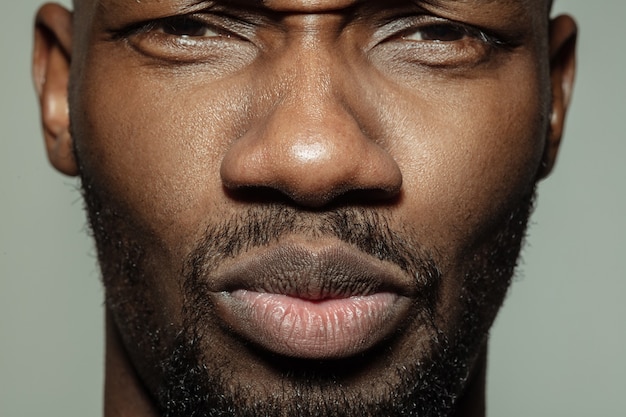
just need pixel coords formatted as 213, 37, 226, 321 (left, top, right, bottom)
375, 16, 514, 69
403, 22, 472, 42
155, 15, 223, 38
110, 13, 257, 64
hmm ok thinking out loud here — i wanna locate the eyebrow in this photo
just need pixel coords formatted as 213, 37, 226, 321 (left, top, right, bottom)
415, 0, 532, 15
420, 0, 529, 4
96, 0, 532, 14
97, 0, 257, 9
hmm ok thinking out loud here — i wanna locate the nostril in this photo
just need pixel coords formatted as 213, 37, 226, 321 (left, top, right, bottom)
224, 183, 402, 210
225, 183, 349, 209
321, 187, 404, 209
222, 185, 298, 206
219, 97, 404, 208
220, 140, 404, 208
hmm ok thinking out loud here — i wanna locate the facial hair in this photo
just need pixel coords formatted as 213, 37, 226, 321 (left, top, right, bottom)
79, 167, 534, 417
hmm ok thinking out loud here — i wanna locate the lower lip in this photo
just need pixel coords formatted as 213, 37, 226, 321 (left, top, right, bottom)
217, 290, 407, 359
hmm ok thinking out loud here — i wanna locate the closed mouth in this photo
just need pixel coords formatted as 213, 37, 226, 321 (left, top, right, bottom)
209, 240, 416, 359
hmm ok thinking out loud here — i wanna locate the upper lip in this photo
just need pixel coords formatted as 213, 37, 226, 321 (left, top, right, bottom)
210, 239, 416, 300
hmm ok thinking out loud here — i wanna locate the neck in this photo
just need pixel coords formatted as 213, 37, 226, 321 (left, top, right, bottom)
453, 346, 488, 417
104, 312, 158, 417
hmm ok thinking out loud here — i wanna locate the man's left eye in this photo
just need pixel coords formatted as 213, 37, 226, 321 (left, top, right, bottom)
402, 24, 472, 42
157, 16, 221, 38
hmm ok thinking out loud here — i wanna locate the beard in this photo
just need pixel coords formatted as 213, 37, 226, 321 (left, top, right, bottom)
79, 166, 534, 416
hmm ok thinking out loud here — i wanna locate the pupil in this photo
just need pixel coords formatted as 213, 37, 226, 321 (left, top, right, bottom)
422, 25, 465, 42
163, 18, 206, 37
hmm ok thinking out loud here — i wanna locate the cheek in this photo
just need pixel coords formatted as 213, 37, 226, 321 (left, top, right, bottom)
73, 48, 545, 262
386, 63, 546, 256
74, 65, 255, 249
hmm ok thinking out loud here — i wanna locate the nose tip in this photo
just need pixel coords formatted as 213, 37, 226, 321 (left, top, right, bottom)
220, 112, 403, 207
220, 42, 402, 208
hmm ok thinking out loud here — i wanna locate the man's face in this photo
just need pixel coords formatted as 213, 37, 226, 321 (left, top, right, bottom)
35, 0, 575, 415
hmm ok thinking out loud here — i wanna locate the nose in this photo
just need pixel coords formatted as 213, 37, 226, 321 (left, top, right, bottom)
220, 49, 402, 208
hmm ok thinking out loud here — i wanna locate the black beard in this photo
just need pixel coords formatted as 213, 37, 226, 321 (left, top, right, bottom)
156, 199, 531, 417
79, 166, 534, 417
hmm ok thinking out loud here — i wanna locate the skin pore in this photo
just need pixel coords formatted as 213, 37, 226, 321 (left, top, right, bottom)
33, 0, 576, 416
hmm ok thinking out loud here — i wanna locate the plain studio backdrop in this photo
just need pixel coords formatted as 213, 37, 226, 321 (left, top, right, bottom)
1, 1, 624, 415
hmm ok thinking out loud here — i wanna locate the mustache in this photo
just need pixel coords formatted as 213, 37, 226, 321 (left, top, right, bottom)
184, 205, 442, 296
169, 205, 449, 416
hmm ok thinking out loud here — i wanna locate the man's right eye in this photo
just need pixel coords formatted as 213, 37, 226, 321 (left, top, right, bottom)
108, 13, 258, 65
157, 16, 222, 38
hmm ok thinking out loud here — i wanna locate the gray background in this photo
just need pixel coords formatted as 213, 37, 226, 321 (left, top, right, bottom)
1, 1, 624, 415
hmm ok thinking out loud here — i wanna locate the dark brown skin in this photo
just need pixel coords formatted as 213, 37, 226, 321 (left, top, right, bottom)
33, 0, 577, 415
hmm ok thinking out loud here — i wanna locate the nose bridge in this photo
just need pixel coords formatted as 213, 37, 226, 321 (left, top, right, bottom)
220, 35, 402, 207
275, 39, 359, 150
281, 31, 343, 122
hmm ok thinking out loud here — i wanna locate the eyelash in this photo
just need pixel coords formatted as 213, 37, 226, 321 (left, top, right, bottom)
381, 15, 518, 50
109, 15, 240, 41
108, 11, 521, 70
111, 13, 516, 44
411, 24, 500, 46
159, 16, 223, 37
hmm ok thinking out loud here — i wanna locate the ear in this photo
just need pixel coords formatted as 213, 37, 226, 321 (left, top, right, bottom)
33, 4, 77, 176
539, 14, 578, 179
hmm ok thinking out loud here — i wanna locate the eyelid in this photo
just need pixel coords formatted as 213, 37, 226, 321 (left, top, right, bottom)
157, 15, 231, 38
367, 13, 524, 70
378, 14, 518, 50
108, 12, 250, 42
400, 22, 471, 41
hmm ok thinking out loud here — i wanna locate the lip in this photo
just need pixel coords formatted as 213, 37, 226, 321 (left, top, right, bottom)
211, 241, 415, 359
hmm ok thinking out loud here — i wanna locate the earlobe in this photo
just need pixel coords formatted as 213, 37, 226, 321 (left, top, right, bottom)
539, 14, 578, 179
33, 4, 77, 176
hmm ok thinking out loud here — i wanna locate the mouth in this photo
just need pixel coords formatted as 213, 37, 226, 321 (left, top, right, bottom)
210, 241, 415, 359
